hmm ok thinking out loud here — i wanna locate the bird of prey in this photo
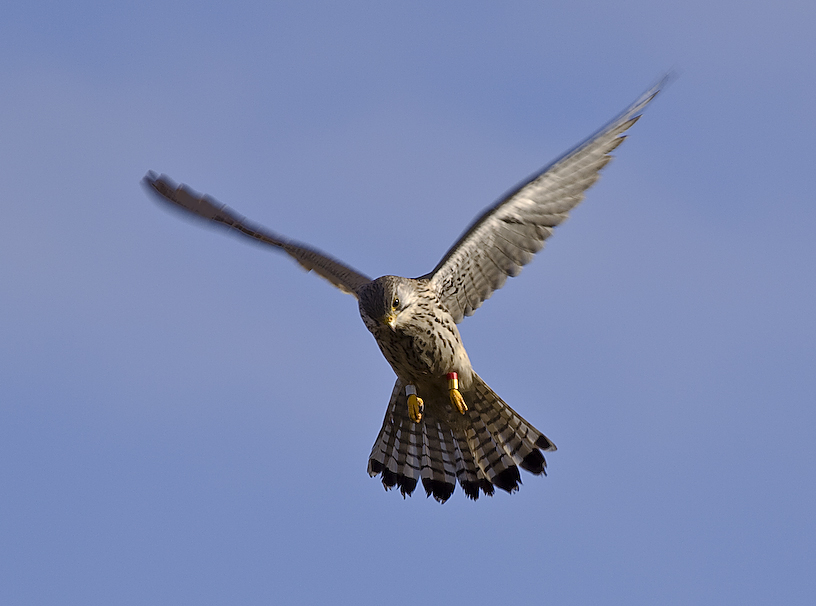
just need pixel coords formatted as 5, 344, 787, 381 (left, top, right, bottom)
144, 79, 664, 503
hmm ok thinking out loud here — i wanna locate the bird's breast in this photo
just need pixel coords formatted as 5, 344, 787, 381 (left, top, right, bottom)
371, 313, 473, 389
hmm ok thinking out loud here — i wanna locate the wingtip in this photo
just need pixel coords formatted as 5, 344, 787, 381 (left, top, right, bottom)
637, 70, 677, 109
141, 171, 180, 204
142, 170, 173, 190
658, 69, 680, 90
141, 170, 161, 193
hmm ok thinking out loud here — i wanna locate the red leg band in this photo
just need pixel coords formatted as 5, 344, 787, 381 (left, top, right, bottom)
446, 372, 459, 391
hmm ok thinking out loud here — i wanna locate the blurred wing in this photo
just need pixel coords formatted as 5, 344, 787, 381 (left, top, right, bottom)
143, 172, 372, 297
424, 78, 665, 322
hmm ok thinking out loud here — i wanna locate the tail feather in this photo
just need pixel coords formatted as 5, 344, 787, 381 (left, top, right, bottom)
466, 413, 521, 493
368, 375, 555, 502
368, 380, 418, 496
478, 470, 496, 497
452, 427, 482, 500
366, 380, 399, 477
394, 420, 421, 497
421, 420, 457, 503
468, 373, 555, 488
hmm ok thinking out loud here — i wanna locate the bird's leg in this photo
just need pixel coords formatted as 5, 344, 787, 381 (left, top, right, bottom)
405, 384, 424, 423
447, 372, 467, 415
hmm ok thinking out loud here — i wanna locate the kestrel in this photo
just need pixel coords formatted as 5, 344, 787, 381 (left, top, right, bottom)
144, 79, 664, 503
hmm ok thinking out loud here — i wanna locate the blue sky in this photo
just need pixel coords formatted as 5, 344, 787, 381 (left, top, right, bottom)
1, 2, 814, 604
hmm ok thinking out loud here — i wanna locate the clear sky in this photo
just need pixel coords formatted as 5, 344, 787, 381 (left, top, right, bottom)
1, 2, 814, 604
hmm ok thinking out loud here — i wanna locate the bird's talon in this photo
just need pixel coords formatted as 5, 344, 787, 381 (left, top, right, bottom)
446, 372, 467, 414
449, 388, 467, 415
407, 394, 424, 423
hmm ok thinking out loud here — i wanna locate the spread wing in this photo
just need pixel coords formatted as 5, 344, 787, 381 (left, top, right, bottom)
423, 78, 666, 323
143, 172, 372, 297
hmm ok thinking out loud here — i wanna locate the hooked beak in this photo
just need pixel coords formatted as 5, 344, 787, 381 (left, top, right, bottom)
381, 313, 397, 330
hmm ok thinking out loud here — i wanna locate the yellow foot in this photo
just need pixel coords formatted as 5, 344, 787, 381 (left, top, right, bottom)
407, 393, 424, 423
449, 388, 467, 415
446, 372, 467, 415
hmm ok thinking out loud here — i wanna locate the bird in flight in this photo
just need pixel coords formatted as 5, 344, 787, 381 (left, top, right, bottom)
144, 78, 664, 503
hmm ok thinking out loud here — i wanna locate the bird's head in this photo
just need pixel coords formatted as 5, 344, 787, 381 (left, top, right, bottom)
358, 275, 415, 332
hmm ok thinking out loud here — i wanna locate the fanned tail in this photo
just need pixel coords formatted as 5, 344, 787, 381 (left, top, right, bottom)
367, 374, 555, 503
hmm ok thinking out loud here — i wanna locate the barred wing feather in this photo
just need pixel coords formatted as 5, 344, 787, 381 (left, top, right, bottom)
143, 172, 372, 297
424, 79, 665, 323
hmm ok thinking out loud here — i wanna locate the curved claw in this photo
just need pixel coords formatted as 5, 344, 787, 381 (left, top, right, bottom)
407, 394, 424, 423
449, 388, 467, 415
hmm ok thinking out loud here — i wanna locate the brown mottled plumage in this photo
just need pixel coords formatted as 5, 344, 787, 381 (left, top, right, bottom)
143, 78, 666, 502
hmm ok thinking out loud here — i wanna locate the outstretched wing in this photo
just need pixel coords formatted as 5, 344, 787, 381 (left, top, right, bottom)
143, 172, 372, 297
423, 78, 666, 323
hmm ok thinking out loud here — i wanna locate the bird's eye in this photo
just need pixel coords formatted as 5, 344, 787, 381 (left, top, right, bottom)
392, 297, 400, 309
